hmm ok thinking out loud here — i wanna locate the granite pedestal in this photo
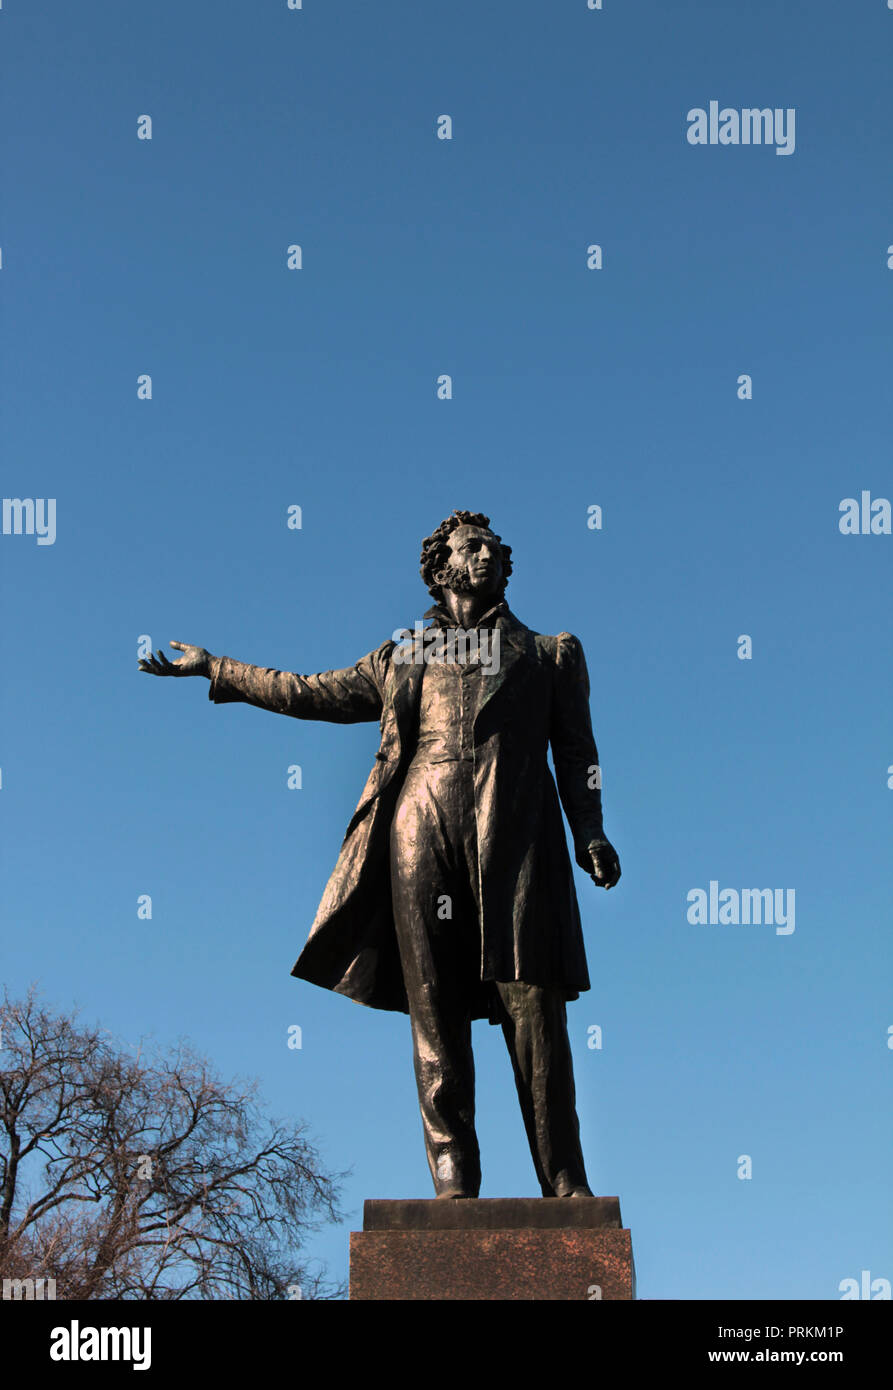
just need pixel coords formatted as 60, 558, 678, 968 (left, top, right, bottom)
349, 1196, 635, 1300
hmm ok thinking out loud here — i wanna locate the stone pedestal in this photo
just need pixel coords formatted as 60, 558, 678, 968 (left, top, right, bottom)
349, 1196, 635, 1300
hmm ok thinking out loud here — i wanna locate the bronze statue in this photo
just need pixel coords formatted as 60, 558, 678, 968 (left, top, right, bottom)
140, 510, 621, 1199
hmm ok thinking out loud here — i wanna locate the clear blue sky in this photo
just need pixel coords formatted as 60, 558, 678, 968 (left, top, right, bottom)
2, 0, 890, 1300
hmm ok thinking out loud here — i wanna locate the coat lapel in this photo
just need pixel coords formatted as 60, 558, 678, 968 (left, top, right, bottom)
388, 642, 425, 759
472, 610, 537, 730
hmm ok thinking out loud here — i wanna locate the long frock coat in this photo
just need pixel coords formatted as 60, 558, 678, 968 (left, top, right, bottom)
207, 603, 607, 1021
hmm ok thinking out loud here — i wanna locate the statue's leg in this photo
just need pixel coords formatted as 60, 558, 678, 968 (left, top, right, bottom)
494, 982, 592, 1197
404, 981, 479, 1198
390, 766, 482, 1198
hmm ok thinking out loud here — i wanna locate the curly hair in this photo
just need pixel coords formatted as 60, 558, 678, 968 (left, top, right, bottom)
420, 510, 513, 602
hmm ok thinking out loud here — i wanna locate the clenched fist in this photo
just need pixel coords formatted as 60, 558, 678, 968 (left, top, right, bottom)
588, 838, 621, 890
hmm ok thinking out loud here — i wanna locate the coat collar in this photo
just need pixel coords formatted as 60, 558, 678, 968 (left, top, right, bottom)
422, 598, 516, 632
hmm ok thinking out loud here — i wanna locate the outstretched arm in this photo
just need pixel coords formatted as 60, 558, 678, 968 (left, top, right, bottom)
139, 640, 389, 724
549, 632, 621, 890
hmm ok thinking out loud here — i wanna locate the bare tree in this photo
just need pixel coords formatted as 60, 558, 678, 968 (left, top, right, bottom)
0, 988, 347, 1299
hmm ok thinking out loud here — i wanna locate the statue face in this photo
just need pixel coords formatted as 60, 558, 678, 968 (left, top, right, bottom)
441, 525, 504, 597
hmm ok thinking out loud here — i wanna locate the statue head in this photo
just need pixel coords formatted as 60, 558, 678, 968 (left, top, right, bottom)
420, 510, 513, 603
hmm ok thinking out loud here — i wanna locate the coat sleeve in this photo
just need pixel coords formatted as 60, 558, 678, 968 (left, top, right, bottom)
549, 632, 608, 872
207, 640, 393, 723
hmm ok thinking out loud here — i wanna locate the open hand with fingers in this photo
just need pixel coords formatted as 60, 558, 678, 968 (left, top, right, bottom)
139, 641, 213, 678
